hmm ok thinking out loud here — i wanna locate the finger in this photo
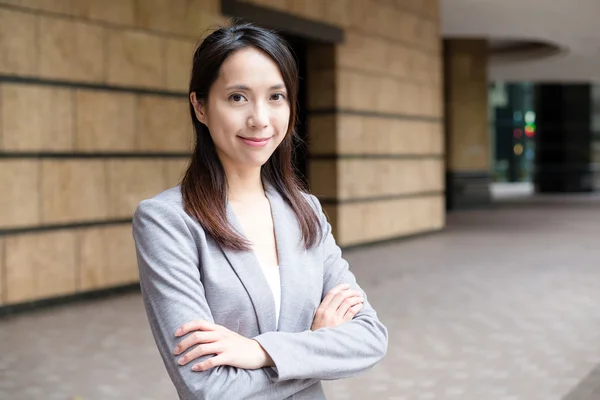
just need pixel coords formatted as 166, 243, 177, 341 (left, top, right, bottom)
328, 290, 361, 313
318, 283, 351, 310
174, 331, 220, 355
178, 342, 222, 366
175, 320, 217, 337
192, 354, 227, 372
335, 295, 364, 317
342, 303, 364, 322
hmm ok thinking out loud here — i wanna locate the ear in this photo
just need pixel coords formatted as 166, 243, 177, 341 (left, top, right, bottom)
190, 92, 207, 125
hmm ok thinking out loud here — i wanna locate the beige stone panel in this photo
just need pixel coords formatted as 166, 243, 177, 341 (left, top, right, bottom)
307, 114, 337, 155
5, 230, 76, 304
397, 11, 420, 44
0, 160, 40, 228
393, 0, 421, 14
418, 84, 433, 117
388, 43, 411, 80
0, 237, 3, 304
75, 89, 136, 151
0, 0, 86, 16
322, 0, 350, 27
333, 115, 444, 156
165, 39, 195, 92
336, 70, 374, 112
421, 0, 440, 20
84, 0, 135, 25
107, 29, 165, 89
190, 0, 220, 14
446, 40, 489, 171
164, 158, 190, 187
432, 56, 443, 85
336, 71, 428, 116
138, 96, 192, 152
335, 202, 366, 246
376, 3, 403, 41
421, 19, 440, 52
107, 160, 166, 218
239, 0, 290, 12
41, 160, 108, 224
2, 83, 73, 151
348, 0, 381, 36
134, 0, 222, 37
182, 8, 230, 38
307, 69, 336, 110
337, 32, 387, 75
337, 159, 443, 199
78, 227, 108, 291
394, 120, 443, 155
134, 0, 184, 34
335, 114, 360, 154
333, 115, 366, 155
336, 195, 444, 246
410, 49, 430, 82
376, 76, 403, 115
401, 81, 422, 115
289, 0, 326, 21
0, 8, 36, 76
448, 122, 489, 170
308, 160, 337, 199
422, 84, 444, 118
39, 16, 105, 82
429, 122, 444, 154
104, 225, 139, 285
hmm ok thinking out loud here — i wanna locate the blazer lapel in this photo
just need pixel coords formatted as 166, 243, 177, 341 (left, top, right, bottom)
220, 204, 278, 334
264, 185, 309, 333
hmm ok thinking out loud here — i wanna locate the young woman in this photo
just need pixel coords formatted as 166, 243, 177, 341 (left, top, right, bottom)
132, 22, 388, 400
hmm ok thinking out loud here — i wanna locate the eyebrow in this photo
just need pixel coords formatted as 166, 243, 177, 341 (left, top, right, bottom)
225, 84, 286, 91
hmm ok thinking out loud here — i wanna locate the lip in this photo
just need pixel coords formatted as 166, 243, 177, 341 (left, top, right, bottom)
238, 136, 272, 148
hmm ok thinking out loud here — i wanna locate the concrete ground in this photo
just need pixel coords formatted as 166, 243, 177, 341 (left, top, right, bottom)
1, 192, 600, 400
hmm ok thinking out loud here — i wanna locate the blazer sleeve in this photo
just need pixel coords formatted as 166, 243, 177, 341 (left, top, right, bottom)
253, 194, 388, 382
132, 199, 318, 400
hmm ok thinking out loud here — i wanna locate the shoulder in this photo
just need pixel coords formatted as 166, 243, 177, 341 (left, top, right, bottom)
133, 185, 189, 227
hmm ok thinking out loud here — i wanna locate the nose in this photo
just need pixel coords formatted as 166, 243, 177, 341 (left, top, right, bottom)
247, 101, 269, 129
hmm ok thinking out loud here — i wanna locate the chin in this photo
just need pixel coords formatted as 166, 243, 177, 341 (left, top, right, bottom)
238, 155, 271, 168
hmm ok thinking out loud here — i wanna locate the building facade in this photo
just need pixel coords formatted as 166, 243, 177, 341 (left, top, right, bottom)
0, 0, 447, 307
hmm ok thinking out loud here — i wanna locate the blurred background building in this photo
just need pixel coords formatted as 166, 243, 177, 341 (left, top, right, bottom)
0, 0, 599, 311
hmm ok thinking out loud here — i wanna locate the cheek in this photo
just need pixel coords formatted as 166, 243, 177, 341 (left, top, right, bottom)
207, 109, 242, 141
274, 107, 290, 133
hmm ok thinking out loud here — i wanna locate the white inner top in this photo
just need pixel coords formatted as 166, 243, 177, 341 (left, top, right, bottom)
259, 264, 281, 329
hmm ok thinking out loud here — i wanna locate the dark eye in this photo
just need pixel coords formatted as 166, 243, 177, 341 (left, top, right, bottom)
271, 93, 286, 101
229, 94, 246, 102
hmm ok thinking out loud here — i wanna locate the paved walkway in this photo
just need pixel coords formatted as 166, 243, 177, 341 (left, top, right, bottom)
1, 194, 600, 400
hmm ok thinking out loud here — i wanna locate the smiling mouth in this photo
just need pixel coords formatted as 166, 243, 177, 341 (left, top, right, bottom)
238, 136, 271, 142
238, 135, 273, 147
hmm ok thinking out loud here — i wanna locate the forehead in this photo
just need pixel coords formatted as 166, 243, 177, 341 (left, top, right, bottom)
216, 47, 285, 88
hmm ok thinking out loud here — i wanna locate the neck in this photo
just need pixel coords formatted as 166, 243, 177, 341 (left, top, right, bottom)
224, 164, 265, 203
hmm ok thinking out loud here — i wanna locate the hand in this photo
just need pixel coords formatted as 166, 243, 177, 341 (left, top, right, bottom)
311, 283, 364, 331
173, 320, 274, 372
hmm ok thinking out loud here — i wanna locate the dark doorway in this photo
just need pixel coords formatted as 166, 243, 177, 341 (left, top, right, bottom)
282, 34, 310, 190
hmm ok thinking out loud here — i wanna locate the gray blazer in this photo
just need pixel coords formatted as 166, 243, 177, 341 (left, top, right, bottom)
132, 184, 388, 400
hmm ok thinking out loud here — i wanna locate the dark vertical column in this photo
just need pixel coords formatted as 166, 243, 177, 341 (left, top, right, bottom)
283, 34, 310, 189
534, 84, 594, 192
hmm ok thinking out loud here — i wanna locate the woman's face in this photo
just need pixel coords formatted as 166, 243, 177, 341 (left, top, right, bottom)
192, 47, 290, 173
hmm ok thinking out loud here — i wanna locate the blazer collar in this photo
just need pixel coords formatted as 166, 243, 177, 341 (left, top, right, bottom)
219, 183, 309, 334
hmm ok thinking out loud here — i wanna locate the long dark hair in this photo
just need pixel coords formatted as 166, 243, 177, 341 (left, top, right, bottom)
181, 22, 321, 251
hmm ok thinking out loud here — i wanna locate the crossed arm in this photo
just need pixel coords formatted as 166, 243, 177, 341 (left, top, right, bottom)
132, 197, 388, 400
